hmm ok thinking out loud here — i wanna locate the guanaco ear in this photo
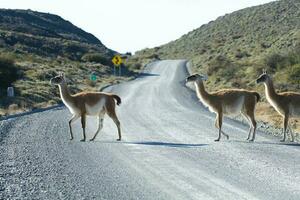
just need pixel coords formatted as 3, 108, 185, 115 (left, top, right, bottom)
59, 72, 65, 78
263, 69, 267, 74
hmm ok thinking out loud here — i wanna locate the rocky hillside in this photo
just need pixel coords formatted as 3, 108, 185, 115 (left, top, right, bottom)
0, 9, 134, 116
0, 9, 114, 60
137, 0, 300, 87
134, 0, 300, 133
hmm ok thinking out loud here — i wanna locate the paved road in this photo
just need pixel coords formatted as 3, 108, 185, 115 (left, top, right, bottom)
1, 60, 299, 199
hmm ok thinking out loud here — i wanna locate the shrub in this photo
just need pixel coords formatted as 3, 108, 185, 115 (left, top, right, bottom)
126, 62, 142, 70
8, 103, 19, 114
81, 53, 111, 65
0, 55, 18, 89
288, 64, 300, 85
286, 48, 300, 66
207, 55, 233, 75
86, 79, 96, 87
64, 42, 85, 53
235, 50, 251, 59
265, 47, 300, 70
261, 42, 271, 48
265, 53, 285, 69
35, 69, 57, 81
133, 63, 142, 69
146, 54, 160, 60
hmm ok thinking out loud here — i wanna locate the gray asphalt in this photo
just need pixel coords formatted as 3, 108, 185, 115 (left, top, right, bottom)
1, 60, 300, 199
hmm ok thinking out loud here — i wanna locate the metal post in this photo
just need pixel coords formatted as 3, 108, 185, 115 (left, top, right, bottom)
119, 65, 121, 76
7, 87, 14, 97
114, 65, 116, 76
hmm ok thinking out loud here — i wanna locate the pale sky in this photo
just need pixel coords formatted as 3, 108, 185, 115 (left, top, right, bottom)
0, 0, 274, 53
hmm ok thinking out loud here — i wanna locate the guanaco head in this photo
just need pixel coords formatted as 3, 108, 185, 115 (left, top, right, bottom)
50, 73, 66, 85
186, 74, 208, 83
256, 70, 270, 84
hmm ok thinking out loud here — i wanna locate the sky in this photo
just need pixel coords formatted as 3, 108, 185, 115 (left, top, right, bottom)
0, 0, 274, 54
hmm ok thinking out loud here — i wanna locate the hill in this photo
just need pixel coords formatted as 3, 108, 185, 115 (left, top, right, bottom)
0, 9, 114, 60
134, 0, 300, 133
0, 9, 134, 116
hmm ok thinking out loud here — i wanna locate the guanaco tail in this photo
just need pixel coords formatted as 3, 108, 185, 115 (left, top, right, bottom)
186, 74, 260, 141
256, 70, 299, 142
50, 73, 122, 141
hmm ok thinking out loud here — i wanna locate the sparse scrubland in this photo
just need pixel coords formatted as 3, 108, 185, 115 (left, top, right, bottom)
134, 0, 300, 135
0, 9, 140, 117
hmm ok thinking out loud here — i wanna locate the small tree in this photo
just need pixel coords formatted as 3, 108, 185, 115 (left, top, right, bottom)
81, 53, 111, 65
265, 53, 285, 70
289, 64, 300, 88
0, 55, 18, 90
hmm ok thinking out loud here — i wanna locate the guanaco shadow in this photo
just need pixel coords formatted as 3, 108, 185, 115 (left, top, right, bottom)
230, 140, 300, 147
97, 140, 208, 148
138, 72, 160, 77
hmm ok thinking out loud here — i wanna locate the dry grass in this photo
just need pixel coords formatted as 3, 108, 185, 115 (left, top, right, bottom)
7, 103, 26, 115
256, 101, 300, 133
0, 108, 5, 116
0, 53, 140, 118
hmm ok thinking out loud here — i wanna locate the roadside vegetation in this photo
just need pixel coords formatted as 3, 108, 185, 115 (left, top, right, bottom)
0, 9, 141, 117
134, 0, 300, 135
0, 51, 141, 117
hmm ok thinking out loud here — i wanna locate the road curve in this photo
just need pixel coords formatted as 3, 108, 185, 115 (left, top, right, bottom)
1, 60, 300, 199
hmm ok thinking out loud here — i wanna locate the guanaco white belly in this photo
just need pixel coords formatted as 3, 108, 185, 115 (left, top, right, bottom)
223, 96, 245, 116
85, 98, 106, 116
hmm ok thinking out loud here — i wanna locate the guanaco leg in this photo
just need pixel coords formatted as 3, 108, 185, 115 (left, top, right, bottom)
80, 114, 86, 142
90, 112, 105, 141
69, 114, 80, 140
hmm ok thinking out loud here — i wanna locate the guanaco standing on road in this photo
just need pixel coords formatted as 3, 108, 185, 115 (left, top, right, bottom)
256, 70, 298, 142
186, 74, 260, 141
50, 73, 122, 141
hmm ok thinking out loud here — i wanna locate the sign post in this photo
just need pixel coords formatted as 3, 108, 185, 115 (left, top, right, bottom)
111, 55, 123, 76
7, 87, 14, 97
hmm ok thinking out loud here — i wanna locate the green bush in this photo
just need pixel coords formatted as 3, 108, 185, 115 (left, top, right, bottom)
286, 49, 300, 66
265, 47, 300, 70
35, 69, 57, 81
126, 62, 142, 70
64, 42, 85, 53
288, 64, 300, 85
81, 53, 111, 65
265, 53, 285, 70
235, 50, 251, 59
146, 54, 160, 60
0, 55, 18, 89
207, 55, 233, 75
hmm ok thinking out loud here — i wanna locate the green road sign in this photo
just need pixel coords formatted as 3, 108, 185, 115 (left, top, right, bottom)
90, 74, 97, 81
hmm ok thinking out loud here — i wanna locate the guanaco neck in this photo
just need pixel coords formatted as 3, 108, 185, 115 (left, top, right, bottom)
264, 78, 279, 101
58, 82, 74, 105
194, 80, 212, 102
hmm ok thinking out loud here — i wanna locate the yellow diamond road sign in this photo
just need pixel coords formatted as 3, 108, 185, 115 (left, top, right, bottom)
112, 55, 122, 66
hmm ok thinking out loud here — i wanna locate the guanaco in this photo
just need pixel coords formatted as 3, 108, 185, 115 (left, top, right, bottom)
256, 70, 298, 142
186, 74, 260, 141
50, 73, 122, 141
